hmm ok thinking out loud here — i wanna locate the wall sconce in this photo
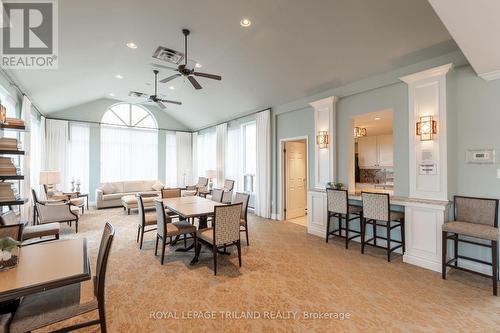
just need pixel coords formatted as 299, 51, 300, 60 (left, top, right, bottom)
416, 115, 437, 141
316, 131, 329, 149
353, 126, 367, 138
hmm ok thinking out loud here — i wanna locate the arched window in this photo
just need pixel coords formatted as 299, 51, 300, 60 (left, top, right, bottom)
100, 103, 158, 182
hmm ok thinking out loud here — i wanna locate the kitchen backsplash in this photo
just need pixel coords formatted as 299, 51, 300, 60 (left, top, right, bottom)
359, 169, 394, 184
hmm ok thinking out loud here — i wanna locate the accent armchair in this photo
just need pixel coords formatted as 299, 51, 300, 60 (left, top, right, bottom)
32, 189, 80, 233
184, 177, 208, 197
0, 210, 59, 245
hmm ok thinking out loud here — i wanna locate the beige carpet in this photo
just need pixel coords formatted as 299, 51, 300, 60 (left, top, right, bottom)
34, 207, 500, 333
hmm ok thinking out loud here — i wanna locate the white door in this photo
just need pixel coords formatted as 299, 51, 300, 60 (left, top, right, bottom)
357, 136, 378, 168
377, 135, 393, 167
285, 141, 307, 219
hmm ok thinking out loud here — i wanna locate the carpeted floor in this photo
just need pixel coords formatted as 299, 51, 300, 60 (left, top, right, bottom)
34, 207, 500, 332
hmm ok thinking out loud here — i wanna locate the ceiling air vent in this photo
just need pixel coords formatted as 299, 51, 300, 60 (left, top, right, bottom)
152, 46, 184, 65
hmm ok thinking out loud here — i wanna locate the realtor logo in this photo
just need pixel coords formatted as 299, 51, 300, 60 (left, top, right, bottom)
0, 0, 58, 69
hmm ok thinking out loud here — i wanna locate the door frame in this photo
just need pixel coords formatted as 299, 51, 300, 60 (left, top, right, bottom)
278, 135, 309, 221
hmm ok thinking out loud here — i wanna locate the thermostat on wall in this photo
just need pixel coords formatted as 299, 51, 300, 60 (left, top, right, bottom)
466, 149, 496, 164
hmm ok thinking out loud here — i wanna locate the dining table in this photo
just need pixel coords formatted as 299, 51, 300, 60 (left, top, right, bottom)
0, 238, 91, 303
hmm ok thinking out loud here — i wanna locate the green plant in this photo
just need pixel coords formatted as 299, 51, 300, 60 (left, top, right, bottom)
326, 182, 344, 190
0, 237, 20, 252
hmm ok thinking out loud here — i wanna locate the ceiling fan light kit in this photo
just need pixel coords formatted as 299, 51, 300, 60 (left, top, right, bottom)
128, 70, 182, 109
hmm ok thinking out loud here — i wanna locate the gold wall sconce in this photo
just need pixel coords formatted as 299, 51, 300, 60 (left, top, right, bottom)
316, 131, 329, 149
416, 115, 437, 141
354, 127, 367, 138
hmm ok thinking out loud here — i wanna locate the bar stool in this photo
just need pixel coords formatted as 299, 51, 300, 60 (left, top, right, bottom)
442, 195, 499, 296
360, 192, 405, 262
326, 189, 363, 249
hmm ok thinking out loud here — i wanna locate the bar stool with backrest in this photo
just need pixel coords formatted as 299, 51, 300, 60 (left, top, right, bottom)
326, 189, 363, 249
442, 195, 499, 296
9, 223, 115, 333
233, 192, 250, 246
136, 194, 157, 249
361, 192, 405, 262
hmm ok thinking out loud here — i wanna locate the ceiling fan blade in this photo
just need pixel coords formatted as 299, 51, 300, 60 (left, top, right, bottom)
129, 91, 150, 98
193, 72, 222, 80
151, 63, 179, 71
188, 75, 202, 90
156, 101, 167, 109
158, 98, 182, 105
160, 73, 181, 83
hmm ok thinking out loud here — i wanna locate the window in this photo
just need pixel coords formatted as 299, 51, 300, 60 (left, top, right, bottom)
196, 130, 216, 178
165, 132, 177, 187
100, 103, 158, 182
242, 122, 256, 194
68, 123, 90, 193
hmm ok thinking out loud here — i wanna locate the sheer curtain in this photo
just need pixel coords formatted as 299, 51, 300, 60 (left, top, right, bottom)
191, 132, 198, 183
176, 132, 192, 187
101, 126, 158, 182
255, 110, 271, 218
225, 125, 243, 192
45, 119, 69, 191
30, 114, 42, 195
165, 131, 177, 187
68, 123, 90, 193
20, 96, 31, 221
196, 130, 216, 179
215, 123, 227, 187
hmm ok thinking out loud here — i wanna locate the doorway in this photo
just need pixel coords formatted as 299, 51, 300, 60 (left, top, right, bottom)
281, 138, 308, 226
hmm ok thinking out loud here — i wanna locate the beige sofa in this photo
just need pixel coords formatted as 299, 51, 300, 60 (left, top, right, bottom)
96, 180, 163, 212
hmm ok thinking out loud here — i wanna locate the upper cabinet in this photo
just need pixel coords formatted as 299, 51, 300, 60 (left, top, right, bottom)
358, 135, 393, 168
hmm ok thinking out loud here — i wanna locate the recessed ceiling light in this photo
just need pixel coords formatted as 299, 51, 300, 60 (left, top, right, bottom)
169, 86, 175, 90
374, 117, 381, 121
195, 63, 202, 68
114, 74, 124, 79
126, 42, 138, 49
109, 93, 115, 97
240, 18, 251, 27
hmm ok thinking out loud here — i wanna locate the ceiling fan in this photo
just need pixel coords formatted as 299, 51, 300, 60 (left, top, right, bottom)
129, 70, 182, 109
154, 29, 222, 90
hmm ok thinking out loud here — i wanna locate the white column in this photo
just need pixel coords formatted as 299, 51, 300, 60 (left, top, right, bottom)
309, 96, 337, 189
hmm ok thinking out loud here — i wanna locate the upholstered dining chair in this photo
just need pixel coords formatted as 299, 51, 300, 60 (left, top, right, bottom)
326, 189, 362, 249
0, 223, 23, 241
0, 314, 11, 333
184, 177, 208, 197
442, 195, 499, 296
196, 203, 243, 275
211, 188, 224, 203
221, 179, 235, 204
32, 189, 80, 233
0, 210, 59, 245
136, 194, 157, 249
233, 192, 250, 246
154, 199, 197, 264
161, 188, 181, 198
9, 223, 115, 333
360, 192, 405, 262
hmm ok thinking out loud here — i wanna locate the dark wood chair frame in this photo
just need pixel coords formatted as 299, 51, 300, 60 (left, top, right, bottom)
360, 192, 405, 262
325, 189, 362, 249
136, 194, 157, 249
442, 195, 499, 296
0, 210, 59, 246
196, 203, 243, 275
32, 189, 79, 233
0, 223, 23, 241
236, 193, 250, 246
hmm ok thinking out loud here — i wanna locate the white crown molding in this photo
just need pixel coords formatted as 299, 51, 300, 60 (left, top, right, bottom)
478, 69, 500, 81
309, 96, 338, 109
400, 63, 453, 84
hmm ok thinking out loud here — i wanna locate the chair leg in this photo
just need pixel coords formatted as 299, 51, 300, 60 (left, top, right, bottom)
401, 219, 406, 253
492, 240, 498, 296
454, 233, 459, 267
161, 238, 166, 265
139, 227, 144, 250
245, 226, 249, 246
361, 218, 366, 254
442, 231, 447, 280
237, 240, 242, 267
99, 302, 107, 333
372, 219, 377, 247
136, 226, 140, 243
345, 215, 349, 249
386, 220, 391, 262
154, 235, 159, 256
326, 213, 330, 243
213, 245, 218, 276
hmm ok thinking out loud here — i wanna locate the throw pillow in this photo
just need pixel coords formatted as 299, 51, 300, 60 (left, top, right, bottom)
152, 181, 164, 191
100, 183, 115, 195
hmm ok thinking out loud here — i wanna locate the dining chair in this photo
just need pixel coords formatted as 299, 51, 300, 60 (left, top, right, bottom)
196, 203, 243, 275
154, 200, 197, 264
0, 210, 60, 245
161, 188, 181, 198
0, 314, 11, 333
9, 223, 115, 333
233, 192, 250, 246
326, 189, 362, 249
211, 188, 224, 203
32, 189, 81, 233
136, 194, 157, 249
221, 179, 235, 204
360, 192, 405, 262
442, 195, 499, 296
0, 224, 23, 241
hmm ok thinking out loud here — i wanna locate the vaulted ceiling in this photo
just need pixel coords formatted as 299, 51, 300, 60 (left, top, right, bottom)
8, 0, 456, 129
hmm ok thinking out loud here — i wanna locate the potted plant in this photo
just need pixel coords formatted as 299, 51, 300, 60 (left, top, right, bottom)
0, 237, 21, 271
327, 181, 344, 190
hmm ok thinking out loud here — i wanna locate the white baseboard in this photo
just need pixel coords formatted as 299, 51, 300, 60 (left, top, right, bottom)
403, 254, 441, 273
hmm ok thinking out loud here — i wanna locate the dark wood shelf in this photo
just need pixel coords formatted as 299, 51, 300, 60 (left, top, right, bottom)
0, 124, 26, 131
0, 175, 24, 180
0, 150, 24, 155
0, 198, 28, 206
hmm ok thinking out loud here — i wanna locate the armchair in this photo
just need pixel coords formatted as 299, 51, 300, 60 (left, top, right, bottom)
184, 177, 208, 197
32, 189, 80, 233
0, 210, 59, 245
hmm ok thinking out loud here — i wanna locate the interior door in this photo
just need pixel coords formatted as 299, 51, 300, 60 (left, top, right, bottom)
357, 136, 378, 168
285, 141, 307, 219
377, 134, 394, 167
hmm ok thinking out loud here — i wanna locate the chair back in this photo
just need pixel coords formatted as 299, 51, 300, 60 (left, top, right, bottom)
233, 192, 250, 222
154, 199, 171, 238
197, 177, 208, 187
326, 189, 348, 215
212, 188, 224, 203
223, 179, 235, 191
222, 189, 233, 204
213, 203, 242, 246
161, 188, 181, 199
31, 188, 39, 203
95, 223, 115, 304
454, 196, 499, 227
136, 194, 147, 227
0, 210, 18, 226
0, 224, 23, 241
361, 192, 390, 221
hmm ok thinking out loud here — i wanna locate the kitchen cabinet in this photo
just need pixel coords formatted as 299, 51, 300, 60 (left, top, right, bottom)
357, 135, 393, 168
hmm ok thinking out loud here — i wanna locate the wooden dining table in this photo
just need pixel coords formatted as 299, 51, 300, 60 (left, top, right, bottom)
161, 196, 225, 229
0, 238, 90, 303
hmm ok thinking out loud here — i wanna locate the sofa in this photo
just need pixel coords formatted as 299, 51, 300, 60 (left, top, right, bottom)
96, 180, 164, 212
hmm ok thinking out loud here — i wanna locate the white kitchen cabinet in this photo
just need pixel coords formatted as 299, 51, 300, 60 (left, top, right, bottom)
357, 135, 393, 168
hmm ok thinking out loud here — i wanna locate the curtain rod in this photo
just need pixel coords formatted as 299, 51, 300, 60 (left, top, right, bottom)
44, 116, 193, 133
193, 107, 271, 132
0, 68, 44, 117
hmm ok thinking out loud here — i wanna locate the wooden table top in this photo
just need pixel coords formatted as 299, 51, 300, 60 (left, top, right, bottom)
0, 238, 90, 302
160, 196, 225, 218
